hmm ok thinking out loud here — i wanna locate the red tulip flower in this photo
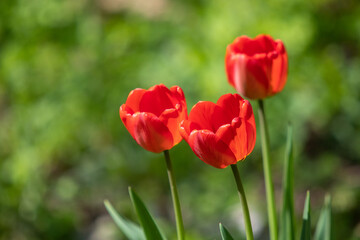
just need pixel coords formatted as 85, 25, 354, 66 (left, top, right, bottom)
180, 94, 256, 169
225, 34, 288, 99
120, 84, 187, 153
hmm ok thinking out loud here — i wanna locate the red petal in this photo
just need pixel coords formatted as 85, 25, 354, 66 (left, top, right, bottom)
237, 101, 256, 158
124, 89, 147, 112
188, 130, 236, 169
179, 119, 191, 143
216, 93, 244, 121
215, 123, 236, 149
239, 101, 256, 158
231, 36, 265, 56
270, 41, 288, 95
229, 54, 270, 99
233, 120, 256, 160
139, 84, 175, 117
255, 34, 277, 53
215, 97, 256, 161
228, 34, 277, 56
159, 107, 182, 146
158, 86, 188, 146
121, 112, 173, 153
188, 101, 229, 132
169, 86, 186, 106
187, 101, 216, 132
225, 46, 237, 89
239, 100, 255, 121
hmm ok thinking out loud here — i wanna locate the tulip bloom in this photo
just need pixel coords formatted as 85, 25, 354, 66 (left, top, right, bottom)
225, 34, 288, 99
180, 94, 256, 169
120, 84, 187, 153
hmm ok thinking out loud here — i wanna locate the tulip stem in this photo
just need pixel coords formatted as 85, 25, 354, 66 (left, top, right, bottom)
163, 150, 185, 240
231, 164, 254, 240
258, 99, 278, 240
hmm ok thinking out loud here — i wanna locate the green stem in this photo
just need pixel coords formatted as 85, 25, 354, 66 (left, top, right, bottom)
163, 150, 185, 240
258, 99, 278, 240
231, 164, 254, 240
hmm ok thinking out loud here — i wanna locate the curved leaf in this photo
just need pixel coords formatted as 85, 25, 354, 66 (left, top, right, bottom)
104, 200, 145, 240
129, 187, 167, 240
314, 195, 331, 240
300, 191, 311, 240
280, 125, 295, 240
219, 223, 235, 240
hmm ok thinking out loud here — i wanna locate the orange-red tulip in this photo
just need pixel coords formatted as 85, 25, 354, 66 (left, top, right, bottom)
120, 84, 187, 153
180, 94, 256, 169
225, 34, 288, 99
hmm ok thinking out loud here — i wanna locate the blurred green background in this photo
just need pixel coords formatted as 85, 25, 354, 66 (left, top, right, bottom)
1, 0, 360, 239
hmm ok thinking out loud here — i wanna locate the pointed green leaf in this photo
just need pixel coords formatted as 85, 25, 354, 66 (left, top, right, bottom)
280, 125, 295, 240
129, 187, 166, 240
300, 191, 311, 240
104, 200, 146, 240
219, 223, 235, 240
314, 195, 331, 240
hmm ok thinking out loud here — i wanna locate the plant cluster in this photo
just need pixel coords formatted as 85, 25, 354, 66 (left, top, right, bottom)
107, 34, 331, 240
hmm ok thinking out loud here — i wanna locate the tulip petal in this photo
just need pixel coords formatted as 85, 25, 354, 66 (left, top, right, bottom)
121, 112, 173, 153
228, 54, 270, 99
256, 34, 277, 53
234, 120, 256, 160
216, 93, 242, 121
159, 107, 182, 146
271, 41, 288, 95
216, 121, 245, 160
215, 118, 255, 161
231, 36, 265, 56
179, 120, 191, 143
188, 130, 237, 169
215, 97, 256, 161
237, 101, 256, 157
187, 101, 220, 132
125, 89, 147, 113
139, 84, 175, 117
169, 86, 187, 106
215, 123, 236, 153
180, 119, 207, 144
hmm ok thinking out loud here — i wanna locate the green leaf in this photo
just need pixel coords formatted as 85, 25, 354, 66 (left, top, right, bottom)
129, 187, 167, 240
104, 200, 146, 240
280, 125, 295, 240
314, 195, 332, 240
300, 191, 311, 240
219, 223, 235, 240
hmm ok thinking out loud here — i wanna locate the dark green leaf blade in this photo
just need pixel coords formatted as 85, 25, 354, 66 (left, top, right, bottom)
314, 195, 332, 240
129, 187, 166, 240
300, 191, 311, 240
219, 223, 235, 240
280, 125, 295, 240
104, 200, 146, 240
